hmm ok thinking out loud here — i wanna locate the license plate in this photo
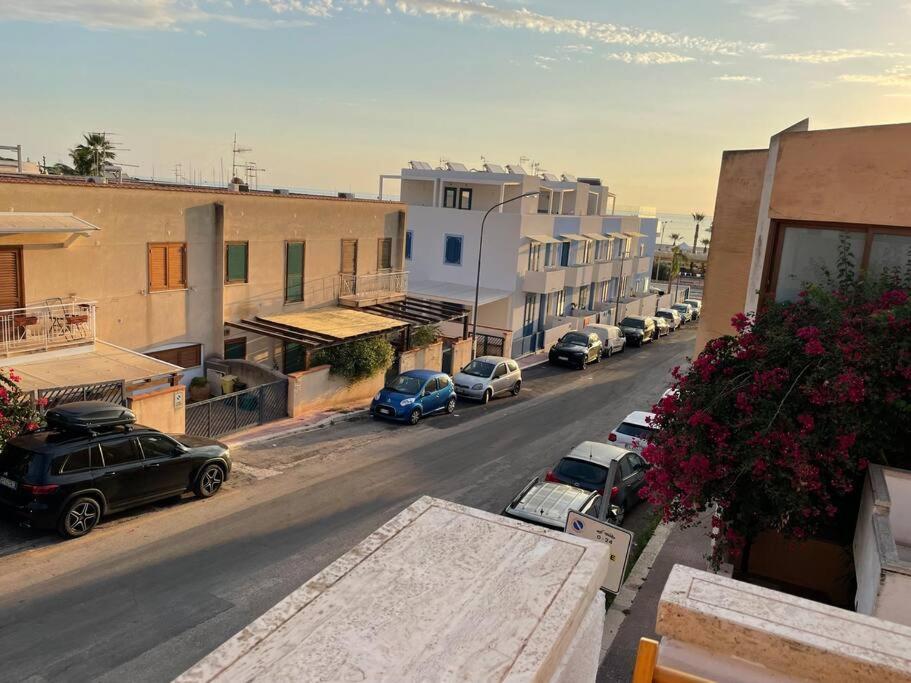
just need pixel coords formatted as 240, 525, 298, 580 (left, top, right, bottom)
377, 407, 393, 416
558, 356, 569, 361
0, 476, 16, 490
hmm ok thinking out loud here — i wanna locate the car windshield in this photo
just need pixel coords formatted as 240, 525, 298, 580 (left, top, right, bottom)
616, 422, 654, 440
619, 318, 644, 328
461, 360, 495, 378
561, 333, 589, 345
0, 444, 36, 477
656, 312, 671, 319
385, 375, 423, 395
672, 304, 688, 311
554, 458, 608, 486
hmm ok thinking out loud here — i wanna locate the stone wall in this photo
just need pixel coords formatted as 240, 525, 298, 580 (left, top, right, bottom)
399, 340, 443, 372
287, 364, 385, 417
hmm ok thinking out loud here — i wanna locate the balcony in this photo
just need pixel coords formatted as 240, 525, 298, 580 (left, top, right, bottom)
635, 256, 652, 274
0, 298, 96, 358
564, 263, 593, 288
338, 271, 408, 308
522, 266, 565, 294
591, 259, 616, 282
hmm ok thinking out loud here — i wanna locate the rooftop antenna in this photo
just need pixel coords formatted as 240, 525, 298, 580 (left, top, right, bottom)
244, 161, 266, 190
232, 133, 252, 182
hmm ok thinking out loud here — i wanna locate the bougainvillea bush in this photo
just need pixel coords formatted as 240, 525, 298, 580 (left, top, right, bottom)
0, 368, 44, 450
643, 261, 911, 567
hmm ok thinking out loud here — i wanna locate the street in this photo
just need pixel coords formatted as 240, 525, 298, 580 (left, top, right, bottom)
0, 327, 696, 683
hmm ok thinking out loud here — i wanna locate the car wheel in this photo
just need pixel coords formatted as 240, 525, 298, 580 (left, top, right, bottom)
614, 502, 626, 526
578, 359, 587, 370
595, 351, 602, 363
481, 389, 492, 405
606, 346, 613, 358
511, 380, 521, 396
408, 407, 422, 425
194, 463, 224, 498
446, 396, 456, 414
58, 496, 101, 539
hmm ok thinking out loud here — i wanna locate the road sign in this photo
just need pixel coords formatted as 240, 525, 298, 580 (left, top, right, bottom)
564, 510, 634, 594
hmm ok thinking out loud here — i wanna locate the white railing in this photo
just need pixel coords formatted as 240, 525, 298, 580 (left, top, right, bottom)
0, 298, 96, 357
340, 271, 408, 298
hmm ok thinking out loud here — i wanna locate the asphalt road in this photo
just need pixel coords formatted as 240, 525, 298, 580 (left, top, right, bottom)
0, 326, 697, 683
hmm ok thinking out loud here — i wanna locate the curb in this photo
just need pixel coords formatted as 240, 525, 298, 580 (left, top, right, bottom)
226, 408, 371, 449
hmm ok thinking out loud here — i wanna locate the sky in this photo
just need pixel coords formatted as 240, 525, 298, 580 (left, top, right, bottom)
1, 1, 910, 213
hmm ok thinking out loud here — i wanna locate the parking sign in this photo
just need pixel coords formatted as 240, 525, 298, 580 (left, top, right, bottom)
564, 510, 634, 594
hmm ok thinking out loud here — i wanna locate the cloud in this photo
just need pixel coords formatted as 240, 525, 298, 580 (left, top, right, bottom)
534, 55, 557, 70
838, 65, 911, 87
739, 0, 863, 23
714, 74, 762, 82
606, 51, 696, 65
559, 44, 593, 54
765, 49, 910, 64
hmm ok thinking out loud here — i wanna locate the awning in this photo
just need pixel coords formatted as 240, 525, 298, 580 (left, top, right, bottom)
360, 296, 469, 326
227, 306, 408, 351
559, 234, 591, 242
526, 234, 562, 245
622, 231, 648, 238
0, 212, 100, 234
408, 280, 512, 307
582, 233, 610, 241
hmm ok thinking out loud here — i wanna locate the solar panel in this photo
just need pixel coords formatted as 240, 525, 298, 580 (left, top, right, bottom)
541, 172, 559, 182
410, 161, 433, 170
507, 164, 527, 175
484, 163, 506, 174
562, 173, 577, 182
446, 162, 469, 172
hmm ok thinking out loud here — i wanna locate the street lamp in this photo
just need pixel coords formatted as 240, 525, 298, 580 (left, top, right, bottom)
471, 190, 540, 358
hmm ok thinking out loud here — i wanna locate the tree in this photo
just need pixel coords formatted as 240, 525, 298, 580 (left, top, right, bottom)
45, 163, 78, 176
701, 238, 710, 254
0, 369, 44, 451
669, 247, 683, 300
669, 232, 681, 247
691, 212, 706, 254
70, 133, 116, 176
312, 336, 394, 384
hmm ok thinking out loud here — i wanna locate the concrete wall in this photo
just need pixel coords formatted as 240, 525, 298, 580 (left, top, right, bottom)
128, 385, 186, 434
287, 364, 386, 417
450, 338, 472, 373
697, 149, 768, 352
398, 340, 442, 372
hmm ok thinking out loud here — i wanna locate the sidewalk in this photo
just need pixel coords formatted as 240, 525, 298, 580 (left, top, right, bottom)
224, 404, 369, 449
597, 515, 713, 682
516, 350, 549, 370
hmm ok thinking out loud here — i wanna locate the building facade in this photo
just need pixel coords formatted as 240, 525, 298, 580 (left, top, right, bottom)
380, 162, 658, 356
699, 119, 911, 352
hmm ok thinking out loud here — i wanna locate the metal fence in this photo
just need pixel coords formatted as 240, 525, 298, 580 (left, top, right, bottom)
511, 331, 543, 358
474, 333, 505, 358
37, 380, 126, 410
185, 380, 288, 439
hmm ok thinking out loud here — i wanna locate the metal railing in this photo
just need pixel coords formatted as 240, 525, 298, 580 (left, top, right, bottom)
0, 298, 96, 357
340, 270, 408, 298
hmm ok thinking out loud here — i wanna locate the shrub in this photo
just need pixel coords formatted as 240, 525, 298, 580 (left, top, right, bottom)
0, 368, 44, 451
189, 376, 208, 388
411, 324, 440, 348
644, 250, 911, 567
313, 336, 394, 384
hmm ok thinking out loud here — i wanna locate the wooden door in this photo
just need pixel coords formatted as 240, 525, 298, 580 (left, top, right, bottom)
0, 247, 23, 310
341, 239, 358, 275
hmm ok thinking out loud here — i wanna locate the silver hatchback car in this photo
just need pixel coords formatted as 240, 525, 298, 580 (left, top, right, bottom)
452, 356, 522, 404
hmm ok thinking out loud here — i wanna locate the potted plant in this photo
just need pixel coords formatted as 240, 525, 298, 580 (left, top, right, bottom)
189, 376, 210, 402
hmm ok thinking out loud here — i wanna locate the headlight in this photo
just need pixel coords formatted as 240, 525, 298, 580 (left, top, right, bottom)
471, 383, 483, 390
373, 392, 382, 401
400, 397, 415, 406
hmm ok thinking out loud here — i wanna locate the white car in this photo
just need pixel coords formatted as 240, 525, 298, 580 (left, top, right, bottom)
581, 324, 627, 358
452, 356, 521, 404
608, 411, 656, 452
683, 299, 702, 319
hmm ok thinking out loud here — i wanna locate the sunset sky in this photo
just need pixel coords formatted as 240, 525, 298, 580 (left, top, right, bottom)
2, 0, 909, 213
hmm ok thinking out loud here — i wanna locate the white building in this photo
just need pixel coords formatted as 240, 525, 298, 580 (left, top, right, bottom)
380, 161, 658, 357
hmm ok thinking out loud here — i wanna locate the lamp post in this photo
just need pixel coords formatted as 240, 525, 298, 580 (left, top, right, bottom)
613, 237, 628, 325
471, 191, 540, 358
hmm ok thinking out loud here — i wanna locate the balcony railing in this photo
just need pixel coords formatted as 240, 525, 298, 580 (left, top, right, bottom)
339, 271, 408, 307
0, 298, 96, 358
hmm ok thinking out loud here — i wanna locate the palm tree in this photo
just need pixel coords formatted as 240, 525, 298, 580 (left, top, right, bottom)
70, 133, 116, 176
701, 238, 710, 254
669, 232, 681, 247
691, 212, 706, 254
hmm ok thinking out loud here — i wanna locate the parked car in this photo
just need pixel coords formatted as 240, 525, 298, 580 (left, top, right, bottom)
0, 401, 231, 539
608, 411, 657, 452
652, 316, 670, 338
618, 316, 657, 346
671, 303, 694, 323
581, 324, 626, 358
683, 299, 703, 319
548, 331, 603, 369
502, 479, 621, 530
371, 370, 456, 425
452, 356, 521, 404
544, 441, 649, 524
654, 308, 682, 332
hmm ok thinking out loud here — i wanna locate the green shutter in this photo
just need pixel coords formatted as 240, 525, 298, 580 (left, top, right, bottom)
286, 242, 304, 302
226, 243, 248, 283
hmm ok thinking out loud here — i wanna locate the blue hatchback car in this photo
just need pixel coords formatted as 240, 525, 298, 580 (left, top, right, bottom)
370, 370, 457, 425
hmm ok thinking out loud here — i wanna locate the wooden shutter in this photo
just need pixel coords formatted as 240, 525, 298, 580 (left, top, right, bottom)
148, 244, 168, 291
377, 238, 392, 270
341, 239, 357, 275
146, 344, 201, 368
285, 242, 304, 302
168, 244, 186, 288
0, 248, 22, 310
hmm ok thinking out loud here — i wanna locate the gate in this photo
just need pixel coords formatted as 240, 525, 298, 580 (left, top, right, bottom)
441, 342, 453, 375
185, 379, 287, 438
474, 333, 505, 357
37, 380, 126, 410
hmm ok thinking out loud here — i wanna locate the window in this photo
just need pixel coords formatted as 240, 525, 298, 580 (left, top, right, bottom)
628, 453, 647, 470
377, 238, 392, 270
57, 447, 94, 474
552, 289, 566, 315
405, 231, 413, 260
283, 341, 306, 374
494, 363, 508, 378
620, 456, 634, 479
560, 242, 570, 267
772, 226, 865, 302
437, 375, 451, 389
225, 242, 248, 284
341, 239, 358, 275
577, 287, 587, 308
224, 337, 247, 360
458, 188, 473, 210
285, 242, 305, 303
138, 434, 180, 460
523, 293, 536, 328
148, 242, 186, 292
528, 243, 542, 272
444, 235, 463, 265
146, 343, 202, 369
443, 187, 458, 208
100, 439, 141, 467
423, 378, 439, 394
507, 360, 518, 372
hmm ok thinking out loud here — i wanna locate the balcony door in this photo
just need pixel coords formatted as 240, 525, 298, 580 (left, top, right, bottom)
341, 239, 358, 276
0, 247, 23, 310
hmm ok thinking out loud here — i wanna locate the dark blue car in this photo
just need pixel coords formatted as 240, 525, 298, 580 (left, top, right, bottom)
370, 370, 456, 425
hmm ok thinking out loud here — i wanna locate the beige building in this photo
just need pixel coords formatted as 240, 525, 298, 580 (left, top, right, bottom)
699, 119, 911, 351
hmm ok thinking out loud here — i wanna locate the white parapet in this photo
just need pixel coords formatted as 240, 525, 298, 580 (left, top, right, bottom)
176, 496, 611, 683
654, 564, 911, 683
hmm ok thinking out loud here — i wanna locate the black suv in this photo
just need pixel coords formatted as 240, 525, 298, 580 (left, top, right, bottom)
0, 401, 231, 538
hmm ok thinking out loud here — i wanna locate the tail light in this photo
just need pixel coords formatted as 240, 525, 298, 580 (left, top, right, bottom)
608, 433, 617, 442
544, 470, 559, 483
21, 483, 59, 495
596, 486, 620, 499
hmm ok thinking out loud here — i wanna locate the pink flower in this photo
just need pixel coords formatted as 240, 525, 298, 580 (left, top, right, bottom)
796, 326, 821, 341
804, 338, 826, 356
797, 414, 814, 433
731, 312, 751, 333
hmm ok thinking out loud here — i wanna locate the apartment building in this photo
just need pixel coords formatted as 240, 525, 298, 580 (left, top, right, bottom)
699, 119, 911, 351
379, 161, 658, 356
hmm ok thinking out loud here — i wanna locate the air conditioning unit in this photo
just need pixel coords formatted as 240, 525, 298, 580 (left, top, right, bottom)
338, 192, 355, 200
238, 183, 250, 193
273, 188, 290, 196
86, 176, 107, 184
